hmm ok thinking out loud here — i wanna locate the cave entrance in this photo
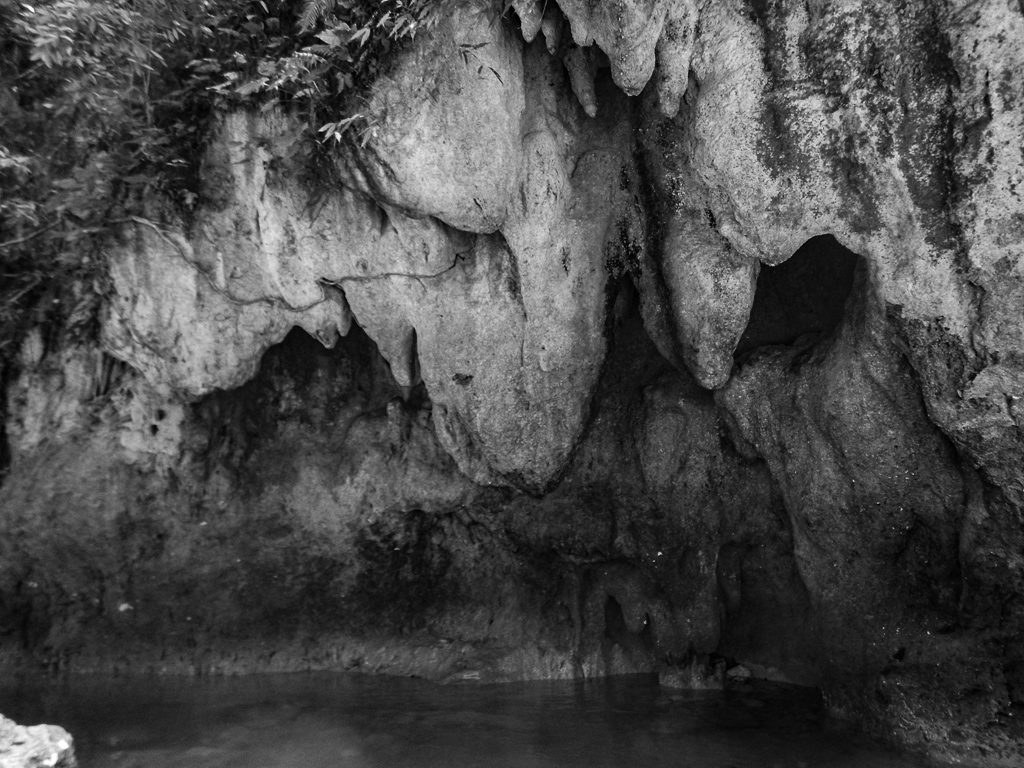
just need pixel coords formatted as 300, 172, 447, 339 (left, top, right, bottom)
734, 235, 861, 360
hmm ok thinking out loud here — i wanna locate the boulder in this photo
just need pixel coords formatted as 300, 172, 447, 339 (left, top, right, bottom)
0, 715, 75, 768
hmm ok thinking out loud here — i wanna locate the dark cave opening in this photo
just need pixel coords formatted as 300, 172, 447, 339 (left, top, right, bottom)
258, 323, 401, 399
603, 595, 654, 662
734, 234, 861, 360
191, 320, 429, 471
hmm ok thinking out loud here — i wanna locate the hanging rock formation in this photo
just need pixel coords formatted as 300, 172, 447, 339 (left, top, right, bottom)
103, 3, 637, 491
3, 1, 1024, 766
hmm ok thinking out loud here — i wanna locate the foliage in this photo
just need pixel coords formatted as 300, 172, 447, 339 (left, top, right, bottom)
0, 0, 215, 360
204, 0, 439, 143
0, 0, 440, 366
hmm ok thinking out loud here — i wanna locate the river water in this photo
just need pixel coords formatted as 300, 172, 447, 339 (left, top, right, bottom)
0, 673, 936, 768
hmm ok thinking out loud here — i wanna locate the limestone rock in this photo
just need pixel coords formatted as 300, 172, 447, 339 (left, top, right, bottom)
935, 0, 1024, 497
337, 3, 525, 233
101, 221, 350, 398
5, 339, 109, 459
511, 0, 543, 42
4, 0, 1024, 763
0, 714, 75, 768
653, 1, 699, 118
632, 1, 1024, 603
717, 274, 969, 747
553, 0, 669, 97
507, 0, 699, 117
563, 46, 598, 118
634, 191, 759, 388
189, 111, 464, 309
100, 15, 635, 490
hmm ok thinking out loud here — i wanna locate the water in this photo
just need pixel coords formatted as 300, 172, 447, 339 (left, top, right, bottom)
0, 673, 936, 768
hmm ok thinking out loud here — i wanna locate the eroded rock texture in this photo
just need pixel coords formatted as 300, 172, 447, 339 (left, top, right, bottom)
3, 0, 1024, 765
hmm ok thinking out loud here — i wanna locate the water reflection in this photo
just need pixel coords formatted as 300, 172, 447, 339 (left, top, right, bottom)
1, 673, 934, 768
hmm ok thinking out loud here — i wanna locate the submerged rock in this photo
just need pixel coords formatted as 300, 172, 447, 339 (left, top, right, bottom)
658, 658, 725, 691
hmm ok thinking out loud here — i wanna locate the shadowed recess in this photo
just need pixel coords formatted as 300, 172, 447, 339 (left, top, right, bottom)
603, 595, 654, 663
735, 235, 860, 360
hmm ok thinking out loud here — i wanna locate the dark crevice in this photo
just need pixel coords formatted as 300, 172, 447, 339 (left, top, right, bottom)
603, 595, 654, 659
494, 230, 523, 303
563, 274, 673, 497
734, 234, 860, 361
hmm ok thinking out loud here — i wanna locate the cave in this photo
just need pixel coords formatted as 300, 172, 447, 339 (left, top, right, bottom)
734, 235, 861, 360
2, 0, 1023, 766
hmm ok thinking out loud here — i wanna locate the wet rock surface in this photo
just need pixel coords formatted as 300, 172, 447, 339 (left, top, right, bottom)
3, 1, 1024, 766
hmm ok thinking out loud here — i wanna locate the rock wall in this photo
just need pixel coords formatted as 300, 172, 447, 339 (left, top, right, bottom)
3, 0, 1024, 765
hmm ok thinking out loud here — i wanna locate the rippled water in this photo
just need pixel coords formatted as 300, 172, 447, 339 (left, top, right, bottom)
0, 673, 935, 768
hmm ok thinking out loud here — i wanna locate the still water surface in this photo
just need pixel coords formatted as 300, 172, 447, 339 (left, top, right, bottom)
1, 673, 936, 768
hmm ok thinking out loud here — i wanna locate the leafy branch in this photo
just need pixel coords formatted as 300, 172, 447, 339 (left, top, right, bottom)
207, 0, 440, 143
